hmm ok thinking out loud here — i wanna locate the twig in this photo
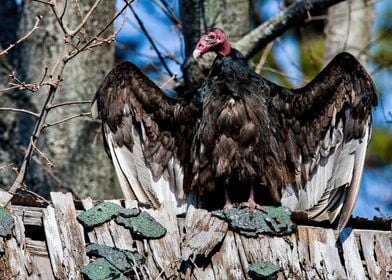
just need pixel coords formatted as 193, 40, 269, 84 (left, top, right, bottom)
42, 112, 92, 129
0, 163, 14, 172
48, 100, 92, 109
8, 45, 71, 193
155, 0, 182, 27
49, 0, 73, 35
7, 69, 58, 93
38, 67, 49, 85
160, 73, 177, 89
255, 42, 273, 74
66, 0, 133, 60
31, 140, 54, 167
32, 0, 53, 5
0, 15, 42, 57
31, 155, 65, 189
0, 85, 21, 93
130, 5, 175, 78
0, 107, 39, 118
69, 0, 103, 36
9, 0, 132, 195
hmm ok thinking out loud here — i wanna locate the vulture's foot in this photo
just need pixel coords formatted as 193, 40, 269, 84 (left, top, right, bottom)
223, 202, 233, 213
212, 206, 296, 237
239, 199, 264, 217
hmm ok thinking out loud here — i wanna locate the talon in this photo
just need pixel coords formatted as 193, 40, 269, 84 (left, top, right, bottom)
223, 202, 233, 213
248, 198, 256, 216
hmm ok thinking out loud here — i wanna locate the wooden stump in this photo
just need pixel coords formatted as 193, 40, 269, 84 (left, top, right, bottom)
0, 192, 391, 279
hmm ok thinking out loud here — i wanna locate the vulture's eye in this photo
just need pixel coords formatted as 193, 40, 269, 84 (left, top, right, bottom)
208, 34, 216, 40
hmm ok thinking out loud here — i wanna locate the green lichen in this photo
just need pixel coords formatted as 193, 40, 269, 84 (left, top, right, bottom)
85, 243, 144, 272
212, 206, 296, 237
116, 211, 166, 239
0, 206, 14, 238
118, 207, 140, 218
81, 258, 126, 280
77, 202, 123, 229
248, 261, 280, 279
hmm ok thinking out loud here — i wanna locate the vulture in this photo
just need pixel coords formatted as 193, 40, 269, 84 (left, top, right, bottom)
92, 28, 377, 230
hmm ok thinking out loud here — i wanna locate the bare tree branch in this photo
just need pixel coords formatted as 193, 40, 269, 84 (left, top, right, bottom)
0, 163, 15, 172
31, 140, 53, 167
0, 15, 42, 57
0, 108, 39, 118
155, 0, 182, 27
66, 0, 133, 60
255, 42, 273, 74
234, 0, 345, 59
48, 100, 92, 109
160, 73, 178, 89
42, 112, 92, 129
69, 0, 103, 36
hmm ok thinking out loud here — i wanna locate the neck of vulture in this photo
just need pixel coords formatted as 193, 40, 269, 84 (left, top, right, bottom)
217, 39, 231, 57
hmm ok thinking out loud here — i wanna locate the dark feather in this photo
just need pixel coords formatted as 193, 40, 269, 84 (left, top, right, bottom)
92, 62, 198, 212
93, 50, 376, 230
191, 50, 376, 230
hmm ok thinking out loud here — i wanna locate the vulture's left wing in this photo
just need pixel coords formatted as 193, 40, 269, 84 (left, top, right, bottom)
267, 52, 377, 230
92, 62, 198, 213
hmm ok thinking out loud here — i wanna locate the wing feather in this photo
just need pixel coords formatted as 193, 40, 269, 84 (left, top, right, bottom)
271, 52, 377, 229
92, 62, 198, 213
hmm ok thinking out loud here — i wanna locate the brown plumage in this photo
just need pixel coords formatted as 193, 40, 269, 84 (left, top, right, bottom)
92, 28, 377, 230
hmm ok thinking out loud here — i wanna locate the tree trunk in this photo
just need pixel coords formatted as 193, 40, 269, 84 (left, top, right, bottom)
0, 0, 21, 188
2, 0, 119, 199
324, 0, 374, 64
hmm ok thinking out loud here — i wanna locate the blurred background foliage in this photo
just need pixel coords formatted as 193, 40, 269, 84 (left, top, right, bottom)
114, 0, 392, 218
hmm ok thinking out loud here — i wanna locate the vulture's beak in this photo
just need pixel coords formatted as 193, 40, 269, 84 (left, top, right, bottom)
193, 49, 202, 60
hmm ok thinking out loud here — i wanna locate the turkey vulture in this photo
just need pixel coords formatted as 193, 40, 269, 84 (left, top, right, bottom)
92, 28, 377, 230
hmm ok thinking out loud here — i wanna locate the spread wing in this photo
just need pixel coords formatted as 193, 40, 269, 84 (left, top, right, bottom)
92, 62, 198, 213
268, 52, 377, 230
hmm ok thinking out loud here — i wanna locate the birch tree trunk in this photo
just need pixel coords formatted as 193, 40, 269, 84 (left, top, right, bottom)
1, 0, 118, 199
324, 0, 375, 64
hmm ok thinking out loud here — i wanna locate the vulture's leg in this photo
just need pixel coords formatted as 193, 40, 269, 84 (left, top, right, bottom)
239, 184, 262, 216
223, 184, 233, 211
247, 184, 256, 214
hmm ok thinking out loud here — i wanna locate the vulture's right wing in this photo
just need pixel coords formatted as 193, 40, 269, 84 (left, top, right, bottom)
267, 52, 377, 230
92, 62, 198, 213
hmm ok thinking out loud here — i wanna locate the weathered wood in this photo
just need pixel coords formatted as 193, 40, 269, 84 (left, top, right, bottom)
373, 231, 392, 279
2, 193, 392, 279
12, 205, 43, 227
0, 208, 33, 279
145, 202, 182, 278
43, 205, 66, 279
298, 226, 347, 279
43, 192, 87, 280
360, 230, 382, 279
211, 231, 245, 279
340, 228, 366, 279
182, 205, 228, 260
